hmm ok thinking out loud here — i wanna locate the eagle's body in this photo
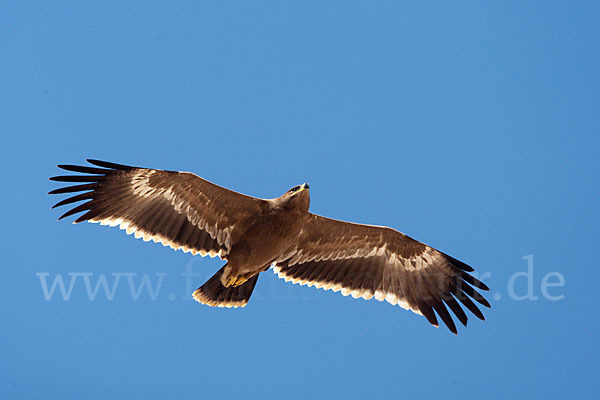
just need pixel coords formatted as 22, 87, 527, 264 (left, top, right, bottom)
50, 160, 490, 334
221, 187, 309, 286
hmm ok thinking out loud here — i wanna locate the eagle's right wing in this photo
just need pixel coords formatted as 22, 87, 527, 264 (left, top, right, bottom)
50, 159, 265, 259
274, 213, 490, 333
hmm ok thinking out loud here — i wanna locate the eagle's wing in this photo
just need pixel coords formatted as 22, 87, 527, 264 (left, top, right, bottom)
273, 213, 490, 333
50, 159, 265, 259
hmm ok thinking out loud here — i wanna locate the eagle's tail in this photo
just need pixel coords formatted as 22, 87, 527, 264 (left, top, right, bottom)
193, 265, 259, 308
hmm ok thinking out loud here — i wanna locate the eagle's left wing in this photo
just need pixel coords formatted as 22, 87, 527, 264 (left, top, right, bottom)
49, 159, 266, 259
273, 213, 490, 333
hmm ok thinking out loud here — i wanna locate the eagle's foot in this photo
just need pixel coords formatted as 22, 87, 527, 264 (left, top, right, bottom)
221, 274, 235, 287
220, 271, 250, 288
220, 265, 237, 288
231, 275, 250, 287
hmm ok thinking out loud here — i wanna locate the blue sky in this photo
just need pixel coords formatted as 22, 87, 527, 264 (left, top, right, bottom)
1, 1, 598, 399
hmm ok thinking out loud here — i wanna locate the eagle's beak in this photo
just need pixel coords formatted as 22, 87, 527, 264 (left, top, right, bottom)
302, 183, 310, 190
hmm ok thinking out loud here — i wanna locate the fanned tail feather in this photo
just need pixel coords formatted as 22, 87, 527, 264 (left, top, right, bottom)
193, 265, 259, 308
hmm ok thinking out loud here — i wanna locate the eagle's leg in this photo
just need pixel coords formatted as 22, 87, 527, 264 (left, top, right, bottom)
220, 264, 237, 287
232, 274, 251, 287
220, 264, 252, 287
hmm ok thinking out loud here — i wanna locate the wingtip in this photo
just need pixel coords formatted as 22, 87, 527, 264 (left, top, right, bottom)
55, 215, 81, 224
447, 323, 458, 335
85, 159, 136, 170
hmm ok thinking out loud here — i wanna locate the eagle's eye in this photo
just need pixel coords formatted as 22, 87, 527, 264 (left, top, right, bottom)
289, 186, 300, 193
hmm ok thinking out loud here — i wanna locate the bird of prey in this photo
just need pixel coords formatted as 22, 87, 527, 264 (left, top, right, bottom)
50, 159, 490, 334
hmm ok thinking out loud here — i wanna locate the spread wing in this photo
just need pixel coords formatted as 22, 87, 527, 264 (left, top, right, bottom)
49, 159, 265, 259
273, 214, 490, 334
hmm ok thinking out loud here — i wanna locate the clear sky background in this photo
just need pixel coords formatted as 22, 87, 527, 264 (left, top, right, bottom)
1, 2, 598, 399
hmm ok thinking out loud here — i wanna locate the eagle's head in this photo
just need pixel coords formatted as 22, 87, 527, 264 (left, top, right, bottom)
275, 182, 310, 212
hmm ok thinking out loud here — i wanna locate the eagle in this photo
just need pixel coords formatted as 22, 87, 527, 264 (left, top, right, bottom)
49, 159, 490, 334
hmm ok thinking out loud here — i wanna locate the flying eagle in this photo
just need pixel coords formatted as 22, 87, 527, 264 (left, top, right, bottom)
49, 159, 490, 334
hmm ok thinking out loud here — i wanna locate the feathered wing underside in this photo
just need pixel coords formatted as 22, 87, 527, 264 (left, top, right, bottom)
49, 159, 265, 259
273, 214, 490, 334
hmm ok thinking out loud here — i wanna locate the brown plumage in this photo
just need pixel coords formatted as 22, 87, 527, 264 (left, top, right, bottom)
50, 159, 490, 334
